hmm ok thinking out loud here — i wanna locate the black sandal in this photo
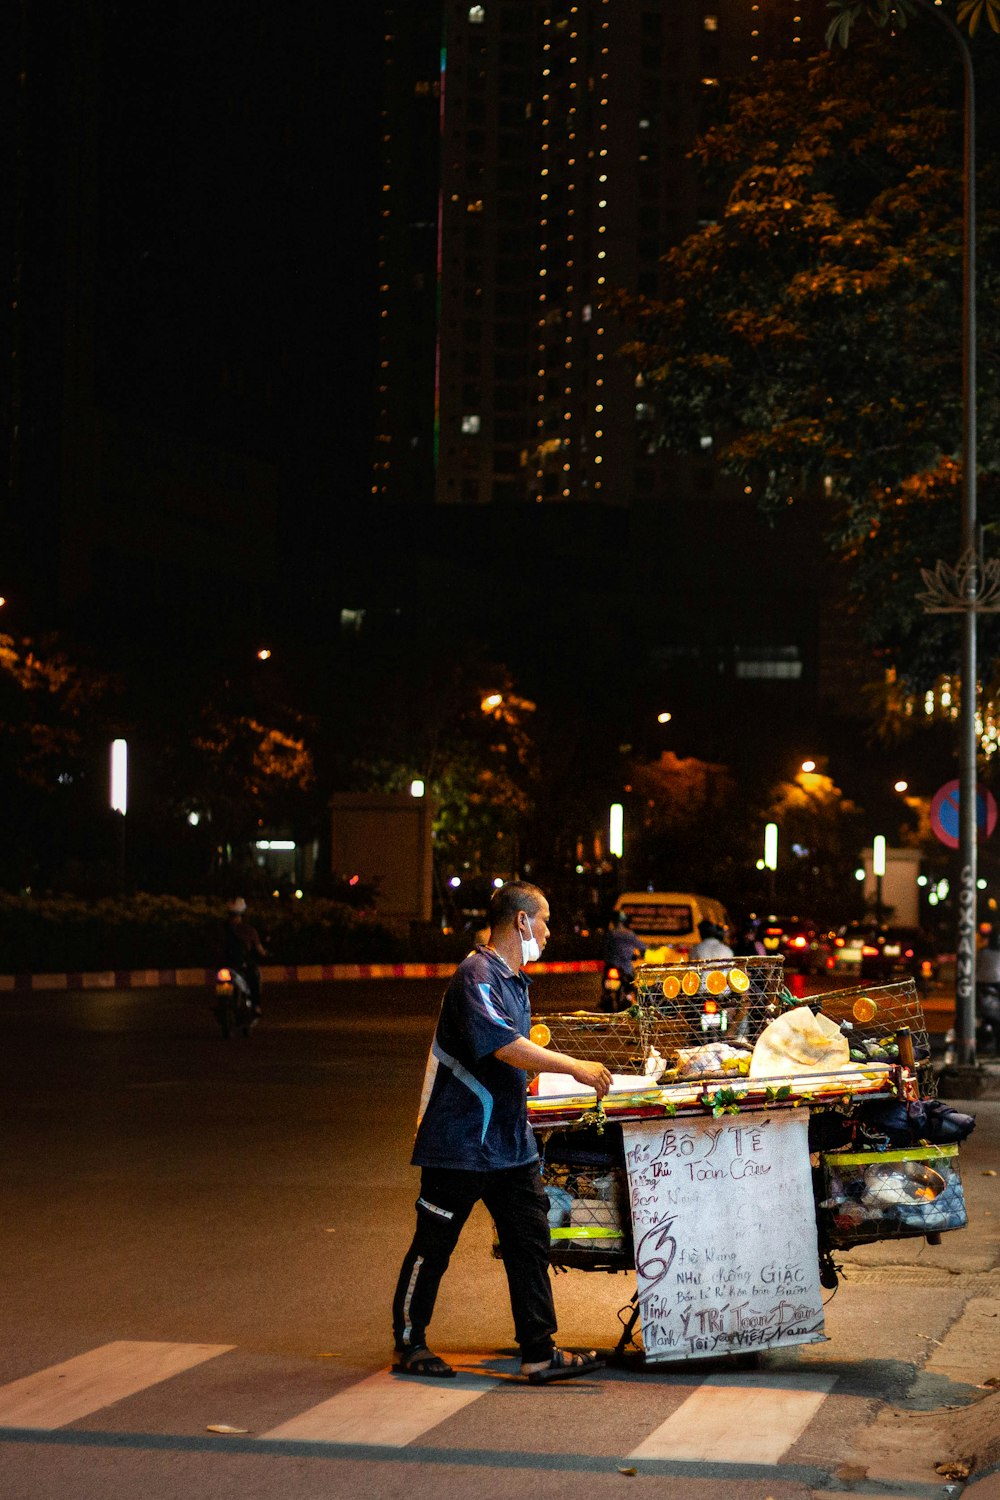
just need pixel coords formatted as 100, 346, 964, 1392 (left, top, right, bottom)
523, 1349, 604, 1385
392, 1347, 456, 1378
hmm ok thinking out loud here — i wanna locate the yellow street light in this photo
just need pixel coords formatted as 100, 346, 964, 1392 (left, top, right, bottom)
481, 693, 504, 712
657, 711, 672, 724
801, 759, 816, 773
894, 779, 909, 793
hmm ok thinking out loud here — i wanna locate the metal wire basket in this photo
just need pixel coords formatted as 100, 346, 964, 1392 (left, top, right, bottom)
635, 955, 788, 1054
539, 957, 787, 1076
799, 978, 935, 1096
538, 1010, 648, 1075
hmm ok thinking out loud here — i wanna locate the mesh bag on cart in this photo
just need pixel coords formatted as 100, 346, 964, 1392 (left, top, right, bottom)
540, 1124, 633, 1271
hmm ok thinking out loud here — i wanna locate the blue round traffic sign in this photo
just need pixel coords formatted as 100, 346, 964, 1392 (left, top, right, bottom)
930, 779, 997, 849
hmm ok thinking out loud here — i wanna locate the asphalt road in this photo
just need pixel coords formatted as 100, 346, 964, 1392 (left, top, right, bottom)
1, 974, 996, 1500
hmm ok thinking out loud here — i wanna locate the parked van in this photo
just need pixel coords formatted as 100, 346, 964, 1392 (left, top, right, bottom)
613, 891, 729, 966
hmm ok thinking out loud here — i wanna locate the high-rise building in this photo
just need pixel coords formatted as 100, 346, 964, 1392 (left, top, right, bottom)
374, 0, 824, 512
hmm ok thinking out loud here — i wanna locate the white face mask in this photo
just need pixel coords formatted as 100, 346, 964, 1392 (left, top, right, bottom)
520, 916, 541, 965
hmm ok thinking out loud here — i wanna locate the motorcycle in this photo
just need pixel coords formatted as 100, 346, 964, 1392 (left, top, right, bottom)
599, 965, 636, 1014
976, 981, 1000, 1055
213, 965, 258, 1038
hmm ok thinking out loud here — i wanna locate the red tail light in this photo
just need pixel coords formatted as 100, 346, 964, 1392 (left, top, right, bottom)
904, 948, 914, 959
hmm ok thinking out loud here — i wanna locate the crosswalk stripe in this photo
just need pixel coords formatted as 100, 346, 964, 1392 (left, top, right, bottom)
262, 1362, 496, 1446
628, 1371, 837, 1464
0, 1341, 234, 1430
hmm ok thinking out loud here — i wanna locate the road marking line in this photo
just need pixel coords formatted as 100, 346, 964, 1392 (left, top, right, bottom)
628, 1371, 836, 1465
261, 1362, 495, 1446
0, 1341, 234, 1429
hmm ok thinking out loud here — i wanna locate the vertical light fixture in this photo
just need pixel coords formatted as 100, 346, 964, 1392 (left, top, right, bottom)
764, 822, 778, 907
110, 739, 128, 816
872, 835, 886, 878
873, 834, 886, 924
609, 803, 624, 859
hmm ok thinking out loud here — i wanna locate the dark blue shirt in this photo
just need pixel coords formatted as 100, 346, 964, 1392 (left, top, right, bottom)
603, 926, 646, 976
411, 946, 538, 1172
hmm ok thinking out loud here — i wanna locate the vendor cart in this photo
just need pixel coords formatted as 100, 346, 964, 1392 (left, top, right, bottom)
523, 958, 970, 1367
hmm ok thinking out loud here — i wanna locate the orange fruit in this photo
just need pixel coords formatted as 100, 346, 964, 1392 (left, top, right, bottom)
705, 969, 727, 995
529, 1023, 551, 1047
681, 970, 701, 996
728, 968, 751, 994
662, 974, 681, 999
852, 997, 877, 1023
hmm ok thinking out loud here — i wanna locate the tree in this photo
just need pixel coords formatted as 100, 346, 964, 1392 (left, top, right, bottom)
0, 633, 116, 887
341, 656, 538, 880
827, 0, 1000, 45
766, 768, 867, 920
608, 38, 1000, 692
623, 751, 761, 911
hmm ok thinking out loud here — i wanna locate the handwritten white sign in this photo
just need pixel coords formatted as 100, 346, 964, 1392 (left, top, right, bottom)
622, 1110, 825, 1363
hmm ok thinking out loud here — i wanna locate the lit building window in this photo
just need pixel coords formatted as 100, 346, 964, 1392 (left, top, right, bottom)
461, 414, 481, 434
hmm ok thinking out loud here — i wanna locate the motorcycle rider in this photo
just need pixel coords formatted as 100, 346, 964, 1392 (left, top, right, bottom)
221, 898, 267, 1015
600, 910, 646, 1011
690, 918, 733, 960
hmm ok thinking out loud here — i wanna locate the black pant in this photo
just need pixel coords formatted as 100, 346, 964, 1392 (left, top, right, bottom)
392, 1162, 557, 1365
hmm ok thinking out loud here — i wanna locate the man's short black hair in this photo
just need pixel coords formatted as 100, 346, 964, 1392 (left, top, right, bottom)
489, 880, 546, 929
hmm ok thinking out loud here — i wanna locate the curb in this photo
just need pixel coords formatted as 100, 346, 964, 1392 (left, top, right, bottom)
0, 959, 604, 994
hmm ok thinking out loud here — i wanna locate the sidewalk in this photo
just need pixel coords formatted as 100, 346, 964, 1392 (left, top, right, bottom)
840, 1095, 1000, 1491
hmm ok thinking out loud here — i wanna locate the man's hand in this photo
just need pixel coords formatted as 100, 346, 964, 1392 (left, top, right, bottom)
570, 1059, 612, 1099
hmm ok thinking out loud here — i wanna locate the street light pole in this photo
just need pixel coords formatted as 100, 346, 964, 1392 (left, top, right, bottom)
954, 5, 978, 1070
910, 0, 980, 1066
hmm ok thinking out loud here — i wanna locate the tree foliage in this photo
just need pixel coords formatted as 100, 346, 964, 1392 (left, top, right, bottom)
827, 0, 1000, 46
352, 664, 538, 877
0, 632, 113, 789
608, 39, 1000, 690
